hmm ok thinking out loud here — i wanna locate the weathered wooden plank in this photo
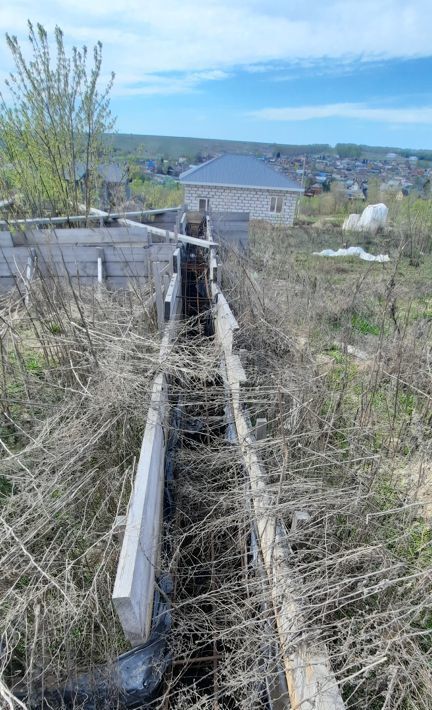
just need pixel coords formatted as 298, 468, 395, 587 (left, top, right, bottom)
164, 272, 180, 321
210, 251, 218, 283
0, 263, 19, 277
152, 261, 164, 332
0, 231, 13, 247
3, 244, 148, 271
172, 247, 181, 275
254, 418, 268, 441
0, 240, 154, 289
112, 261, 182, 644
105, 276, 148, 290
101, 245, 149, 262
0, 276, 16, 292
226, 354, 247, 383
0, 252, 29, 277
103, 262, 148, 278
0, 246, 30, 261
13, 227, 150, 247
112, 374, 168, 645
213, 283, 345, 710
150, 243, 177, 261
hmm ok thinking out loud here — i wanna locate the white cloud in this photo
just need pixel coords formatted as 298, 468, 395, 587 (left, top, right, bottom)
249, 103, 432, 124
1, 0, 432, 95
112, 70, 231, 97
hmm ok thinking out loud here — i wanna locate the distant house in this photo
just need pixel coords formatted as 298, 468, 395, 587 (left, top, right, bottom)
97, 164, 131, 209
180, 154, 303, 225
304, 183, 322, 197
65, 163, 131, 209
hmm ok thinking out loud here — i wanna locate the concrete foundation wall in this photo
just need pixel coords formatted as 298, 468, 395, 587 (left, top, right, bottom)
184, 184, 299, 225
0, 227, 175, 292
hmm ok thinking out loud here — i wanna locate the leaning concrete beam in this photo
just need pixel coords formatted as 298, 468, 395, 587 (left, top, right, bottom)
112, 263, 182, 646
87, 206, 217, 248
112, 374, 168, 645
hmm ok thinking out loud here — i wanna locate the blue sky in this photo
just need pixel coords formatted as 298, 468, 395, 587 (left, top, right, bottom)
1, 1, 432, 149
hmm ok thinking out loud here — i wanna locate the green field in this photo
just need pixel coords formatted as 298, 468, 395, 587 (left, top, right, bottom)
105, 133, 432, 162
104, 133, 332, 160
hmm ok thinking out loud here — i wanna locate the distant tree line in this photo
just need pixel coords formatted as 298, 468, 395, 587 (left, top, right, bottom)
335, 143, 362, 159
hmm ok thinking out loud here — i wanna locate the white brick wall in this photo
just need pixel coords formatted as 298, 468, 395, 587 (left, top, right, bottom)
183, 184, 299, 225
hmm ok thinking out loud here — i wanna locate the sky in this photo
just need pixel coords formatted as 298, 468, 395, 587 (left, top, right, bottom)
1, 1, 432, 149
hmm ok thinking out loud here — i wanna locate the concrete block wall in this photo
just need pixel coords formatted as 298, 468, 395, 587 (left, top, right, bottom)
184, 184, 299, 225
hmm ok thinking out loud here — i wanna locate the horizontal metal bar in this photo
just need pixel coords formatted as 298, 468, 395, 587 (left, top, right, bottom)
172, 654, 222, 667
0, 206, 181, 228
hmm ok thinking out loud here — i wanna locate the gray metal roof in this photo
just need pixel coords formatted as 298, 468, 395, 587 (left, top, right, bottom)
63, 163, 87, 182
97, 164, 126, 184
180, 154, 303, 191
63, 163, 127, 183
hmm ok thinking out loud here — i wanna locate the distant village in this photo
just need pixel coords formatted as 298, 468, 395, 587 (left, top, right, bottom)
294, 151, 431, 201
137, 149, 432, 202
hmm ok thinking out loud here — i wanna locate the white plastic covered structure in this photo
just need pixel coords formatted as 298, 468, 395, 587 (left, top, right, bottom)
343, 203, 388, 234
343, 214, 361, 231
358, 203, 388, 232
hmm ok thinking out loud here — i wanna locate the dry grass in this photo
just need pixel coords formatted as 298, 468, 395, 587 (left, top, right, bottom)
218, 225, 432, 708
0, 224, 431, 709
0, 275, 162, 704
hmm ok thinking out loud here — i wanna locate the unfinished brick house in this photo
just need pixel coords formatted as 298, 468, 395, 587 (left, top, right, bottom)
180, 154, 303, 225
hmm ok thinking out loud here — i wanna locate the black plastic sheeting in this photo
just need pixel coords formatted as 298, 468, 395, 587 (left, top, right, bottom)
12, 407, 183, 709
16, 576, 172, 709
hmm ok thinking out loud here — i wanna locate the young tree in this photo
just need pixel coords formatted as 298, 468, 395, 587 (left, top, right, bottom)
0, 21, 115, 219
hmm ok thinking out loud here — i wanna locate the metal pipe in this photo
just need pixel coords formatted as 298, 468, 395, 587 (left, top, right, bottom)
0, 206, 181, 228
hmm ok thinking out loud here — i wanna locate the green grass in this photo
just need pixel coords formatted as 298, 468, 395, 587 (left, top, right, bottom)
49, 322, 62, 335
327, 346, 345, 364
0, 475, 12, 500
351, 313, 381, 336
25, 354, 44, 374
130, 178, 183, 208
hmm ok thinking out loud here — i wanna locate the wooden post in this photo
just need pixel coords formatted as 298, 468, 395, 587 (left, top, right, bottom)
254, 417, 267, 441
152, 260, 164, 331
172, 247, 181, 275
216, 258, 222, 287
164, 272, 180, 321
291, 511, 311, 532
96, 247, 104, 285
24, 248, 36, 307
180, 209, 187, 235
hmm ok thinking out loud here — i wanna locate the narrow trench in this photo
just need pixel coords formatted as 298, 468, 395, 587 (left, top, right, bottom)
10, 232, 283, 709
157, 239, 271, 709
